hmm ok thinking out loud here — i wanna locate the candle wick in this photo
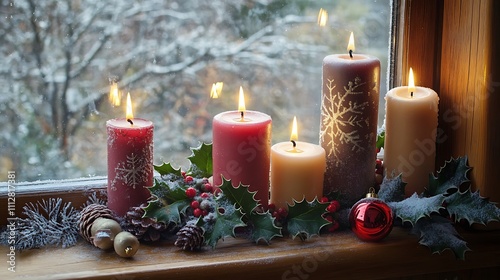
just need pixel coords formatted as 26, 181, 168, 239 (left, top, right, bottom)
349, 49, 353, 58
240, 111, 244, 120
410, 92, 414, 98
291, 140, 296, 148
127, 118, 134, 125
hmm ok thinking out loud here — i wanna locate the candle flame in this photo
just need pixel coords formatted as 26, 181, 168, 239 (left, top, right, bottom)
408, 67, 416, 94
210, 82, 223, 99
290, 116, 298, 142
238, 86, 246, 113
347, 32, 355, 53
317, 8, 328, 27
126, 92, 134, 121
109, 82, 121, 106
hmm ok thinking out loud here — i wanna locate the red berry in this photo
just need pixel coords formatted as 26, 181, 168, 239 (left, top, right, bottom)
190, 200, 200, 209
181, 171, 186, 178
277, 207, 287, 218
326, 204, 336, 213
325, 215, 334, 222
204, 183, 213, 193
327, 201, 340, 213
331, 200, 340, 211
320, 196, 329, 203
184, 175, 194, 184
202, 210, 208, 216
200, 192, 210, 199
376, 159, 382, 167
268, 203, 276, 210
193, 208, 202, 217
272, 211, 279, 218
185, 187, 196, 199
329, 221, 340, 232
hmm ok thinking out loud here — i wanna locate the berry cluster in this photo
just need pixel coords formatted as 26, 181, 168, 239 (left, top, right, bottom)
268, 203, 288, 227
182, 172, 217, 221
320, 196, 341, 232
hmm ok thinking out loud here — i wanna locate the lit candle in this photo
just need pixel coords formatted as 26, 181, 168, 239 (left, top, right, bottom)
270, 117, 326, 209
384, 68, 439, 196
320, 32, 380, 206
212, 87, 272, 207
107, 92, 153, 216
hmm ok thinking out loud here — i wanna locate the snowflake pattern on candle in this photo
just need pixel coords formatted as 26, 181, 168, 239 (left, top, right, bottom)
110, 145, 153, 191
320, 77, 369, 166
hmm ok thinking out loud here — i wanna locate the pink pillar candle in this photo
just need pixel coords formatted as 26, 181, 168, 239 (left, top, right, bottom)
107, 118, 153, 216
212, 110, 272, 207
320, 53, 380, 206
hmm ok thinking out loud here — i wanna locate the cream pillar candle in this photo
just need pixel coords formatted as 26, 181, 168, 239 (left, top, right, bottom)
384, 68, 439, 196
270, 117, 326, 210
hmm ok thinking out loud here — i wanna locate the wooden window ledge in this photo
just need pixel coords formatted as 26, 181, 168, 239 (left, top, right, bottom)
1, 227, 500, 279
1, 178, 500, 279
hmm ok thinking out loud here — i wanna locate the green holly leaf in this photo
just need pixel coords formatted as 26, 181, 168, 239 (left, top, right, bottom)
426, 156, 471, 196
445, 188, 500, 225
187, 142, 213, 178
200, 200, 246, 249
144, 199, 189, 225
388, 193, 445, 225
376, 130, 385, 150
148, 178, 187, 204
219, 177, 259, 214
287, 198, 330, 240
154, 162, 183, 178
248, 212, 282, 244
411, 216, 470, 260
378, 174, 406, 202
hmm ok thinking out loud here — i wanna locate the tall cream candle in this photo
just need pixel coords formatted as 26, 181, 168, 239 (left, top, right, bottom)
270, 117, 326, 209
384, 69, 439, 196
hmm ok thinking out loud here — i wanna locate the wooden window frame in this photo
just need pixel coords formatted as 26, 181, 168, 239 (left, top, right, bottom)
1, 1, 500, 279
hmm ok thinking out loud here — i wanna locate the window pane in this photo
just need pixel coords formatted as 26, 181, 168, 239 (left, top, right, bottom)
0, 0, 391, 181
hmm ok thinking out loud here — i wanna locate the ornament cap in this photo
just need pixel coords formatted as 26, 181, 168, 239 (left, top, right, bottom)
365, 187, 378, 198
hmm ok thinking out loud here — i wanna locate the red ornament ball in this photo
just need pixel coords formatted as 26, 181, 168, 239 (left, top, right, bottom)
349, 198, 394, 242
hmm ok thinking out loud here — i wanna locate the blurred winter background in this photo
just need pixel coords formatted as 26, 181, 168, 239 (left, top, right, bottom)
0, 0, 390, 181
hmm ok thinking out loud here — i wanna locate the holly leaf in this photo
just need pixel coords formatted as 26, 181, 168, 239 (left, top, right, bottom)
200, 200, 245, 249
445, 188, 500, 225
411, 216, 470, 260
388, 193, 445, 225
248, 212, 282, 244
376, 130, 385, 150
187, 142, 213, 178
144, 199, 189, 226
378, 174, 406, 202
148, 178, 187, 204
287, 199, 330, 240
426, 156, 471, 196
154, 162, 183, 178
219, 177, 259, 214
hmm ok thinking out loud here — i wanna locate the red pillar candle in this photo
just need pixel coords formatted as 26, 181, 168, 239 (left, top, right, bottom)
107, 93, 153, 216
320, 33, 380, 206
212, 87, 272, 207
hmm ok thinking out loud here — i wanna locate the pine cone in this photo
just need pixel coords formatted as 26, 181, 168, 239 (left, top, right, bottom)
79, 204, 116, 243
122, 203, 168, 242
174, 223, 204, 251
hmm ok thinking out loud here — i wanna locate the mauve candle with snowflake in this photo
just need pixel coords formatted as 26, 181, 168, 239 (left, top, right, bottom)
320, 33, 380, 206
107, 93, 153, 216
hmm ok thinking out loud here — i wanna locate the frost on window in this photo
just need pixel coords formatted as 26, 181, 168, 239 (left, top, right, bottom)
0, 0, 390, 181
